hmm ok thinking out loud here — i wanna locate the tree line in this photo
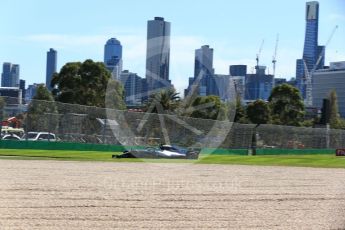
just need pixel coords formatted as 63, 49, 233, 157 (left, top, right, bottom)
28, 59, 345, 130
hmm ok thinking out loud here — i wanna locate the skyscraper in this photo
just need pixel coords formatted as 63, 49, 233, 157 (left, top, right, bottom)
296, 1, 324, 99
145, 17, 171, 91
185, 45, 214, 97
194, 45, 214, 78
194, 45, 214, 96
303, 1, 319, 71
46, 48, 57, 91
1, 62, 19, 87
245, 66, 273, 101
19, 79, 26, 100
120, 70, 144, 106
104, 38, 123, 79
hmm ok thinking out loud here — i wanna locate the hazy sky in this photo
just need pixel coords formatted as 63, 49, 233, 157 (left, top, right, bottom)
1, 0, 345, 93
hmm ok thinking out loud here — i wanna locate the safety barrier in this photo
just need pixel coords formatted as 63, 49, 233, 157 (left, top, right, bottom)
0, 140, 335, 155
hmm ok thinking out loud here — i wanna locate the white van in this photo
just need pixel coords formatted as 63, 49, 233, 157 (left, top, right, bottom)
21, 132, 56, 141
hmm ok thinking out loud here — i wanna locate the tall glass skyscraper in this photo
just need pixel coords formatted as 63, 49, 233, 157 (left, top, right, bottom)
46, 48, 57, 91
296, 1, 324, 99
104, 38, 123, 79
1, 62, 20, 87
194, 45, 214, 96
145, 17, 171, 91
194, 45, 214, 78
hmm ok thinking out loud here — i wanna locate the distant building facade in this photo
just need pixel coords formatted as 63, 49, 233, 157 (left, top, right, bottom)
25, 84, 41, 101
194, 45, 214, 78
1, 62, 19, 87
274, 78, 287, 86
185, 45, 214, 97
229, 65, 247, 100
19, 79, 26, 100
104, 38, 123, 79
312, 61, 345, 117
145, 17, 171, 92
185, 46, 236, 101
46, 48, 57, 91
213, 74, 235, 101
120, 70, 145, 106
0, 87, 22, 104
229, 65, 247, 77
231, 76, 245, 100
245, 66, 273, 101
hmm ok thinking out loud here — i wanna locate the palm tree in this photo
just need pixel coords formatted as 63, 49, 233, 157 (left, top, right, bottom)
146, 88, 180, 113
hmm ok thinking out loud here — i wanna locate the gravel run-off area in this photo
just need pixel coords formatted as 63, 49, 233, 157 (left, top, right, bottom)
0, 159, 345, 229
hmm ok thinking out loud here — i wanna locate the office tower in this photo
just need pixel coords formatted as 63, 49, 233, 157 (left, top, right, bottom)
194, 45, 214, 78
1, 62, 19, 87
120, 70, 144, 105
231, 76, 245, 100
229, 65, 247, 77
296, 1, 324, 99
312, 61, 345, 117
185, 45, 214, 96
145, 17, 171, 91
1, 63, 11, 87
19, 79, 26, 100
46, 48, 57, 91
245, 66, 273, 101
25, 84, 40, 101
303, 1, 319, 71
0, 87, 22, 104
104, 38, 123, 79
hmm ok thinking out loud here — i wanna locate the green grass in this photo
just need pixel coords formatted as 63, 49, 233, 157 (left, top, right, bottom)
0, 149, 129, 162
198, 154, 345, 168
0, 149, 344, 168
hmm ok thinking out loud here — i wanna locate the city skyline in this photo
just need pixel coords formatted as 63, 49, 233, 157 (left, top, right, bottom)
1, 0, 345, 94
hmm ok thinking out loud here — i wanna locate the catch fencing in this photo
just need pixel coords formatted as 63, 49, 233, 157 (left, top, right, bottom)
0, 96, 344, 149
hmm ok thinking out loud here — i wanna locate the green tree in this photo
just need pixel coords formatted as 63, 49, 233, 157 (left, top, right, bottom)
51, 59, 125, 108
234, 95, 246, 123
187, 95, 227, 120
246, 99, 270, 124
26, 85, 58, 132
0, 97, 5, 109
105, 79, 126, 110
329, 90, 341, 129
145, 88, 180, 113
268, 84, 305, 126
0, 97, 6, 128
33, 84, 54, 101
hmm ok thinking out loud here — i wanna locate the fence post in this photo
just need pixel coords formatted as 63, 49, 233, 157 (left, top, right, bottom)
326, 124, 330, 149
102, 118, 107, 144
250, 124, 259, 156
0, 103, 3, 140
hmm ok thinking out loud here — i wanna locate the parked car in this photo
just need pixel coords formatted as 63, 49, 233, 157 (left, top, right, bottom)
2, 134, 21, 140
21, 132, 56, 141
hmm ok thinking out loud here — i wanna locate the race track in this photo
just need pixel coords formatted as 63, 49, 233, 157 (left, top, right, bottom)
0, 160, 344, 229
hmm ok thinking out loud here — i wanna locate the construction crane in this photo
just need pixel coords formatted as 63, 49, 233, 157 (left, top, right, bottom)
272, 34, 279, 88
312, 25, 338, 72
304, 25, 338, 106
272, 34, 279, 77
256, 39, 265, 67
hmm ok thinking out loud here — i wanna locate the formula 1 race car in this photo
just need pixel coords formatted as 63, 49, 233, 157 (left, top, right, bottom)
114, 145, 200, 159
